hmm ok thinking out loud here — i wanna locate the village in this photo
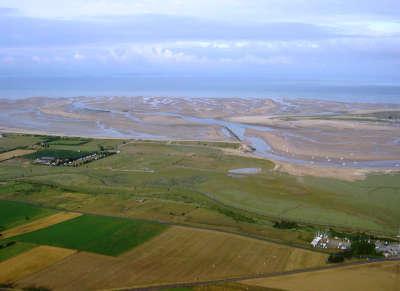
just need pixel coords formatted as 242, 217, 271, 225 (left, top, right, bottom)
311, 231, 400, 258
34, 151, 117, 167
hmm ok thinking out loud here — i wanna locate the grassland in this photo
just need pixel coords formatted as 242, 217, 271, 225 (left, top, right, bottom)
11, 214, 167, 256
0, 133, 398, 246
242, 260, 400, 291
0, 200, 56, 231
16, 226, 328, 290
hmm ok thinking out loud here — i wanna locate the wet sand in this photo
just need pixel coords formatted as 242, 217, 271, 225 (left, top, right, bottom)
1, 96, 399, 178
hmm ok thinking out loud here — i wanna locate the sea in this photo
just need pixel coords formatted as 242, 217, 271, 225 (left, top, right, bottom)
0, 76, 399, 104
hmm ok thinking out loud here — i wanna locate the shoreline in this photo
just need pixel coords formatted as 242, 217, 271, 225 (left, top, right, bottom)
1, 95, 399, 180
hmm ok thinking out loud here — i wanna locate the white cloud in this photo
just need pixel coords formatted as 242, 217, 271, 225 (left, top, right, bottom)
73, 52, 85, 60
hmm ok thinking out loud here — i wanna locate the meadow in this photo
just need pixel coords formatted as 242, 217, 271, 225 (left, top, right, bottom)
0, 133, 398, 248
12, 214, 167, 256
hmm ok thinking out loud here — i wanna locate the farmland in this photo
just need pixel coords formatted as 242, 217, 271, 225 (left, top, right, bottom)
0, 212, 81, 239
0, 149, 36, 162
0, 134, 45, 153
0, 200, 56, 231
0, 133, 398, 289
16, 226, 328, 290
0, 245, 75, 284
242, 260, 400, 291
11, 214, 168, 256
0, 242, 35, 262
0, 136, 398, 237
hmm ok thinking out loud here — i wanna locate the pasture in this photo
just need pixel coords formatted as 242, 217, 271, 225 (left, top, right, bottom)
12, 214, 168, 256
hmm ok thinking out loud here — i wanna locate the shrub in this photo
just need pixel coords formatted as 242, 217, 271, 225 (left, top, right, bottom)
273, 220, 298, 229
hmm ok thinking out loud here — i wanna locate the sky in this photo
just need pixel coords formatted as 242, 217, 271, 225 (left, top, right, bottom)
0, 0, 399, 82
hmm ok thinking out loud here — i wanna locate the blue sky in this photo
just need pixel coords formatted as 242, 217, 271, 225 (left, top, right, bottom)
1, 0, 399, 81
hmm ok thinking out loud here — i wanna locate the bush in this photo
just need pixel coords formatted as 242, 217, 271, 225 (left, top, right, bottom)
273, 220, 298, 229
216, 208, 256, 223
328, 252, 345, 263
351, 238, 380, 256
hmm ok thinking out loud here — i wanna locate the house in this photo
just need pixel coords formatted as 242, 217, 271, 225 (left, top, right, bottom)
34, 156, 56, 165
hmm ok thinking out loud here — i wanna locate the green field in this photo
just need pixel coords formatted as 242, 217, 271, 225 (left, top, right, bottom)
0, 200, 55, 231
0, 241, 36, 262
23, 149, 93, 160
12, 214, 167, 256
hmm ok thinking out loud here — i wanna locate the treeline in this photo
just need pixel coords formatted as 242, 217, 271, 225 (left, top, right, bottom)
328, 234, 383, 263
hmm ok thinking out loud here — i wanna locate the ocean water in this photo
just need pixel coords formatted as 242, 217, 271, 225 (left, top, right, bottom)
0, 76, 399, 104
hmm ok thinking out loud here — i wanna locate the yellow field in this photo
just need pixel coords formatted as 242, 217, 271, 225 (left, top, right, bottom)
242, 261, 400, 291
194, 283, 278, 291
0, 245, 75, 284
1, 212, 82, 239
0, 149, 35, 162
17, 226, 328, 290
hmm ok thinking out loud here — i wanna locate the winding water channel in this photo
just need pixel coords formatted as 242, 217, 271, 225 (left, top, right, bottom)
71, 101, 400, 169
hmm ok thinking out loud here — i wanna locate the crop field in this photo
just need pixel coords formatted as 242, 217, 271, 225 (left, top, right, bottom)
16, 226, 328, 290
11, 214, 168, 256
0, 134, 45, 153
1, 211, 81, 239
0, 245, 75, 284
0, 200, 56, 231
0, 149, 36, 162
242, 261, 400, 291
44, 136, 122, 152
0, 242, 35, 262
166, 283, 279, 291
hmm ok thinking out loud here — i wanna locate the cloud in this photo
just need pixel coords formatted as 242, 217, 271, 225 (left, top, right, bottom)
0, 1, 399, 80
73, 52, 85, 60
